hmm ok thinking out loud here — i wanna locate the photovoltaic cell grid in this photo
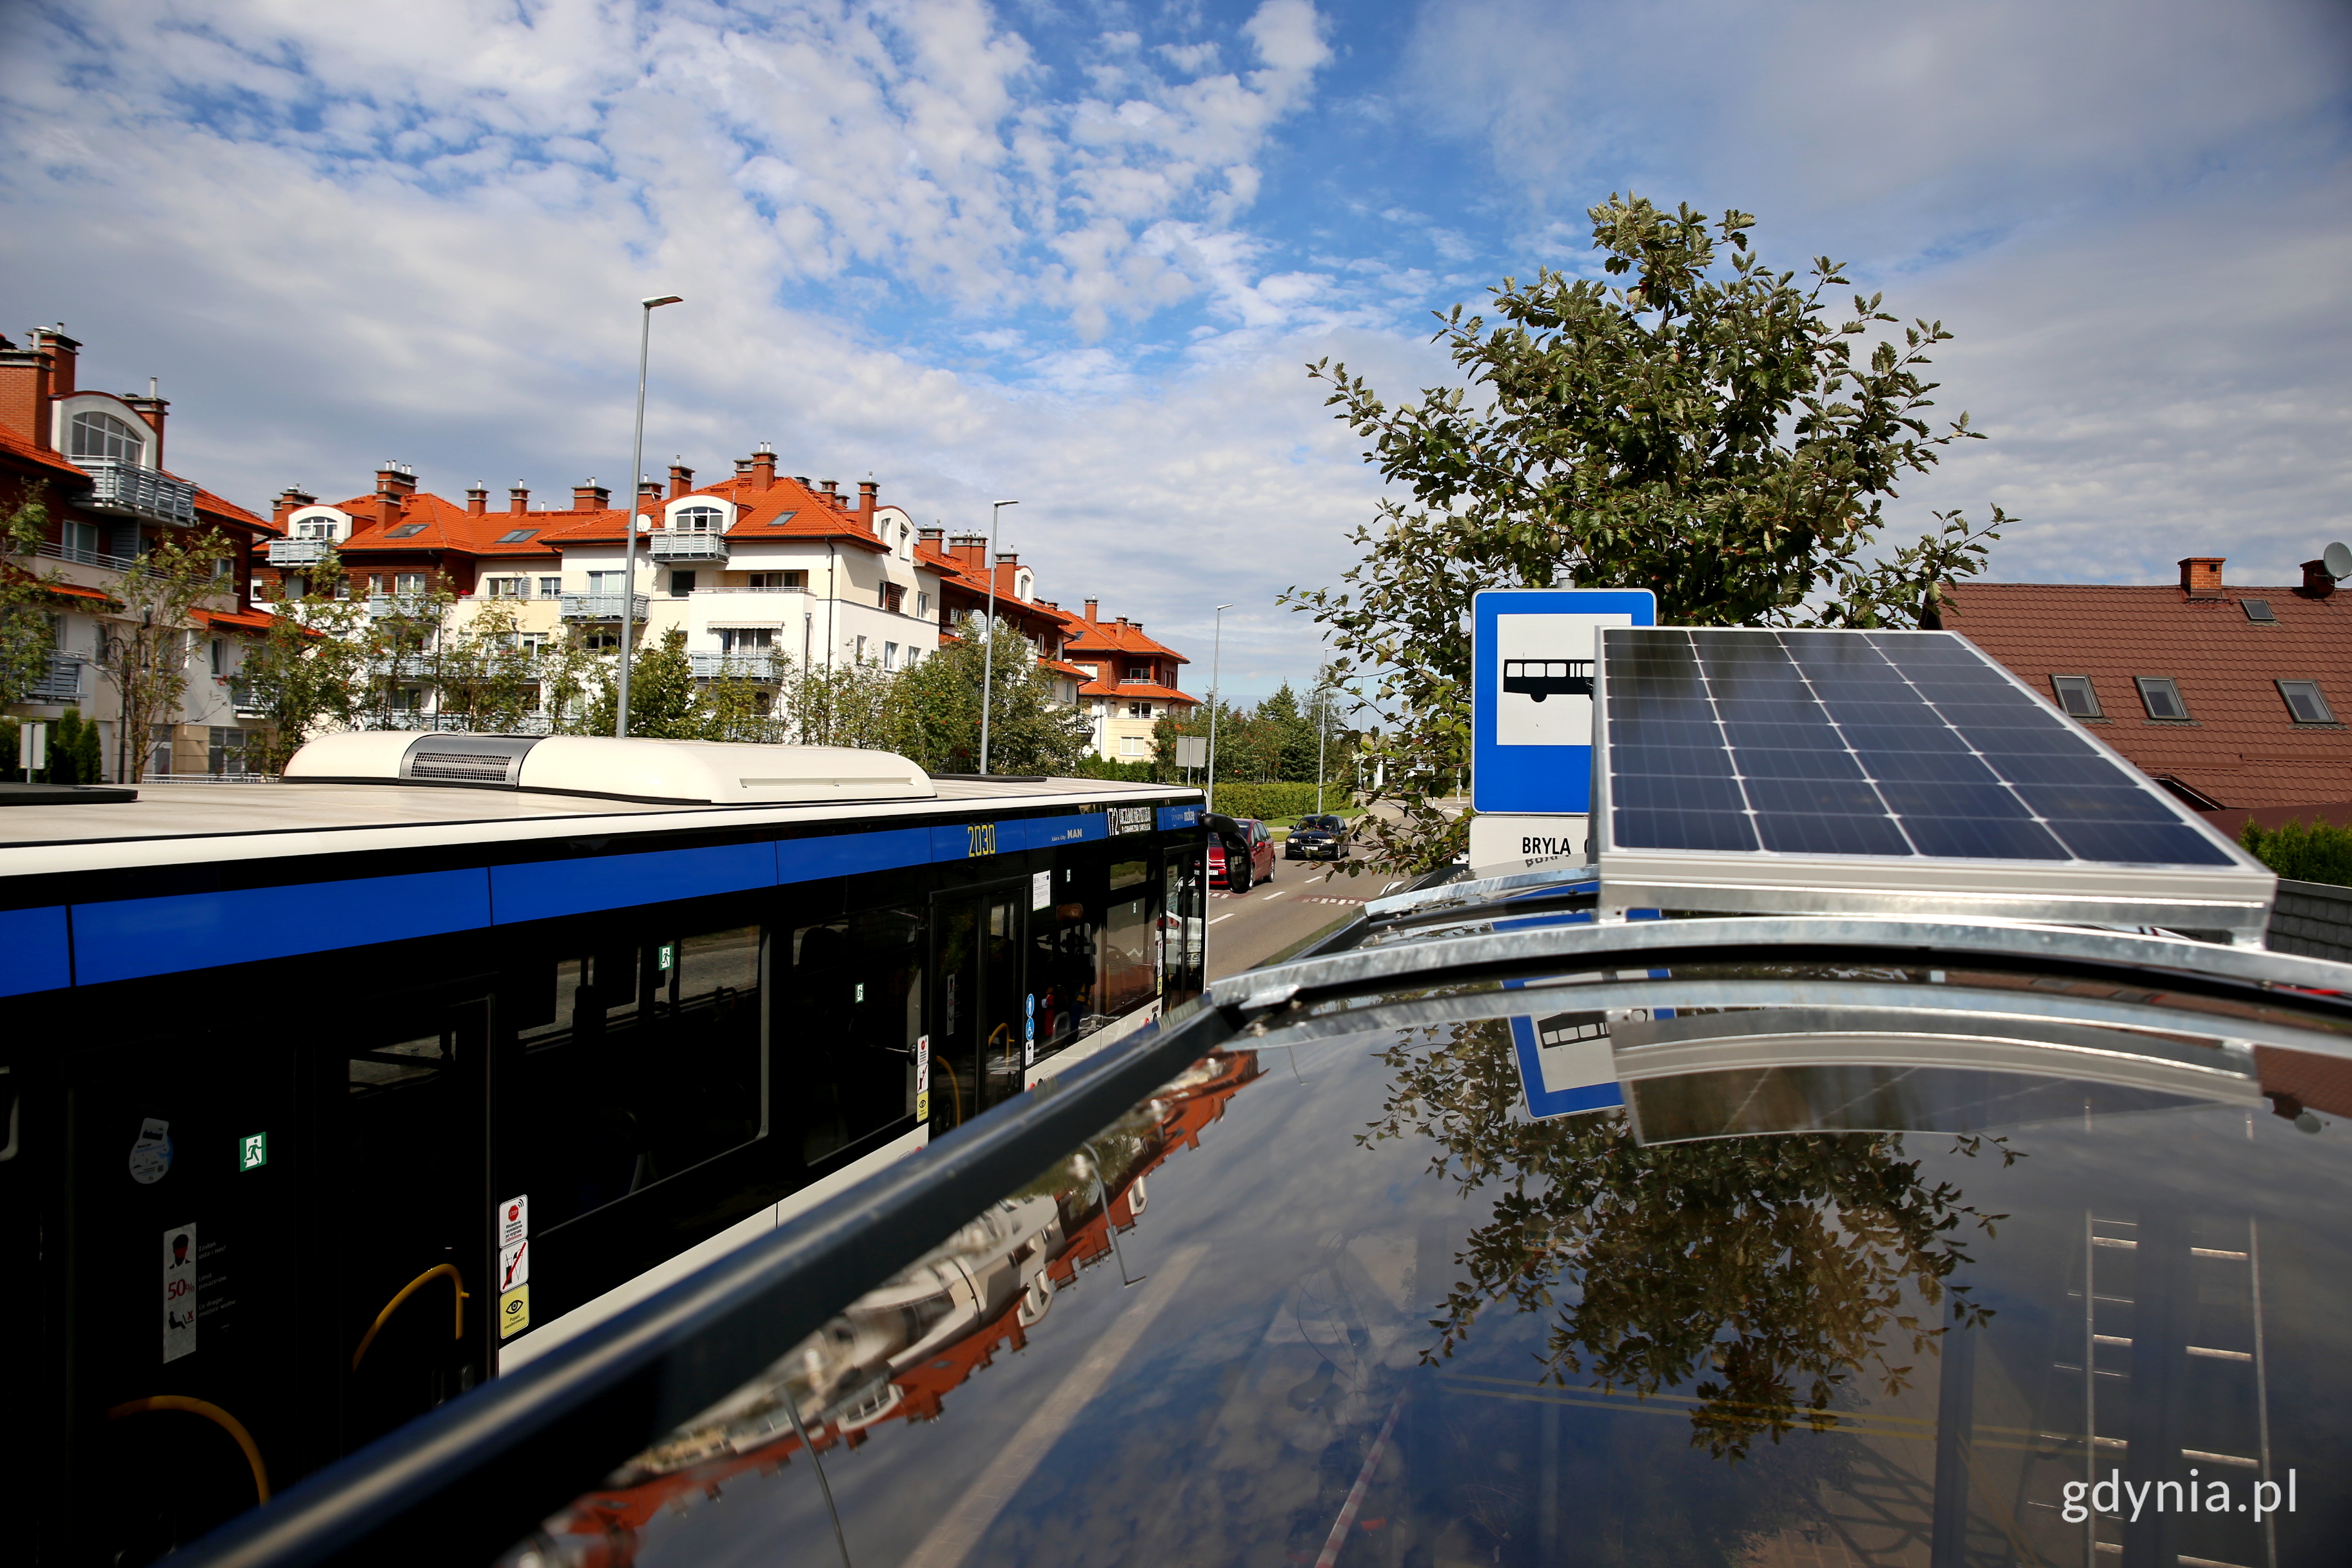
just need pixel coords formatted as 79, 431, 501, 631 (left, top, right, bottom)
1600, 629, 2235, 867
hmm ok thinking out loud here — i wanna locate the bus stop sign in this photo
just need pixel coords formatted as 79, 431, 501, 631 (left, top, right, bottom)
1472, 587, 1656, 816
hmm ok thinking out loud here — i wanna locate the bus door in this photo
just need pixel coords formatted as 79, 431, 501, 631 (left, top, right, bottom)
930, 883, 1026, 1132
331, 983, 493, 1453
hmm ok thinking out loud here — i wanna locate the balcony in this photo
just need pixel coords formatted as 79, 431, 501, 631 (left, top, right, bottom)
35, 537, 138, 573
227, 679, 268, 719
560, 592, 649, 622
649, 531, 729, 564
22, 654, 84, 704
691, 651, 783, 682
367, 593, 438, 618
268, 538, 336, 567
76, 458, 198, 525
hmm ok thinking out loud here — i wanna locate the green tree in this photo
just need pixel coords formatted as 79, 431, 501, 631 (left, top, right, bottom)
97, 527, 235, 781
236, 553, 371, 773
1367, 1017, 2006, 1461
1286, 195, 2010, 874
583, 628, 706, 739
889, 616, 1091, 774
0, 485, 70, 707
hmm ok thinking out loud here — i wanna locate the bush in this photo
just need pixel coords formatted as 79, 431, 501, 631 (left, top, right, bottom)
2240, 818, 2352, 888
1207, 781, 1353, 821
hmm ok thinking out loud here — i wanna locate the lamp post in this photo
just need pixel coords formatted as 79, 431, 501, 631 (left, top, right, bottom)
616, 293, 683, 738
976, 498, 1017, 775
1205, 603, 1233, 813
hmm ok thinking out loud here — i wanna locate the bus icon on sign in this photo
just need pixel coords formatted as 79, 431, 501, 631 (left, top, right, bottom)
1502, 660, 1593, 702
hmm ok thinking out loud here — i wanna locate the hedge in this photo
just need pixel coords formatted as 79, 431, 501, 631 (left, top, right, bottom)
2240, 818, 2352, 888
1204, 781, 1354, 821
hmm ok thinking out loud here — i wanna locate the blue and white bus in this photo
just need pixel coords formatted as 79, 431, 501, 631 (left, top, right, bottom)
0, 731, 1205, 1563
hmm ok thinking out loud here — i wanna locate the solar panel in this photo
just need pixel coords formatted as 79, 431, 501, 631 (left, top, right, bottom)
1593, 629, 2276, 938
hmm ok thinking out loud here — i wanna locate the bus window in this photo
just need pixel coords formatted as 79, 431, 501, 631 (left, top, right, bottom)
1101, 858, 1155, 1018
1030, 866, 1096, 1066
788, 907, 924, 1166
512, 926, 765, 1234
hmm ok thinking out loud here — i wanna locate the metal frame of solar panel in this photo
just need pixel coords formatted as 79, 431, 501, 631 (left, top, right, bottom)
1592, 628, 2276, 941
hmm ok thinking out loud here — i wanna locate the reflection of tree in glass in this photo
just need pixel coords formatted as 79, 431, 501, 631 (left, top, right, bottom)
1365, 1019, 2008, 1459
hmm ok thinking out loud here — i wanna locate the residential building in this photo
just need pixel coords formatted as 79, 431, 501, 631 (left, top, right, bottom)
1943, 554, 2351, 811
1061, 600, 1199, 763
255, 450, 957, 727
913, 528, 1098, 703
1, 326, 278, 778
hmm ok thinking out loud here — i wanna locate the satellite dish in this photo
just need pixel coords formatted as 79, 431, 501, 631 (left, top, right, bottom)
2325, 541, 2352, 581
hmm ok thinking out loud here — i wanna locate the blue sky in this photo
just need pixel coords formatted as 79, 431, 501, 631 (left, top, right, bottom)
3, 0, 2347, 701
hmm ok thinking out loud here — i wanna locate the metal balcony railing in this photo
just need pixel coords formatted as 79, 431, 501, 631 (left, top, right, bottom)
75, 458, 198, 525
267, 538, 336, 567
21, 654, 84, 703
689, 651, 783, 681
559, 593, 649, 622
648, 531, 729, 564
367, 593, 439, 618
226, 680, 269, 718
34, 538, 139, 573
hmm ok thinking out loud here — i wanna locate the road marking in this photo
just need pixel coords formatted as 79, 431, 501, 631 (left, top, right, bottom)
1209, 913, 1235, 925
1259, 888, 1287, 899
1298, 896, 1367, 905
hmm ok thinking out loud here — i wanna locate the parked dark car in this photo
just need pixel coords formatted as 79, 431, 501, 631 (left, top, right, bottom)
1284, 813, 1349, 861
1206, 814, 1275, 890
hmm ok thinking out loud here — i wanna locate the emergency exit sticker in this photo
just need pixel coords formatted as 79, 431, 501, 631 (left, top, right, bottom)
915, 1034, 930, 1122
163, 1223, 197, 1363
238, 1132, 268, 1171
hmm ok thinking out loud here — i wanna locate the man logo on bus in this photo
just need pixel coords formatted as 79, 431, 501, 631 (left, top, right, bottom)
1502, 659, 1593, 702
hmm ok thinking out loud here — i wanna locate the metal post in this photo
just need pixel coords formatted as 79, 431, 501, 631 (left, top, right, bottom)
616, 294, 681, 738
977, 498, 1017, 775
1314, 686, 1328, 815
1206, 603, 1233, 813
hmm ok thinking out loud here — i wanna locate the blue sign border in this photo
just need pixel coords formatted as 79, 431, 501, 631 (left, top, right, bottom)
1472, 588, 1656, 814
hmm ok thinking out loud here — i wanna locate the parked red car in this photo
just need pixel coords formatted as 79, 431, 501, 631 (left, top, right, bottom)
1207, 816, 1276, 891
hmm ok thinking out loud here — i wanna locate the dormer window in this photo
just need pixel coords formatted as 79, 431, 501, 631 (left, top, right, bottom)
673, 505, 725, 533
70, 410, 146, 464
295, 519, 338, 540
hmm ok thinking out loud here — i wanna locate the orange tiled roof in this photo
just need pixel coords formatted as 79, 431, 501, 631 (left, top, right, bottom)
1943, 580, 2352, 811
544, 475, 899, 555
195, 603, 279, 633
331, 491, 579, 556
1063, 617, 1188, 665
189, 485, 268, 531
0, 427, 266, 533
1082, 678, 1197, 705
0, 424, 90, 483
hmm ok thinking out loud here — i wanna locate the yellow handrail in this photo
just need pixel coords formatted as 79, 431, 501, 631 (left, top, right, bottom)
351, 1262, 469, 1371
108, 1395, 270, 1504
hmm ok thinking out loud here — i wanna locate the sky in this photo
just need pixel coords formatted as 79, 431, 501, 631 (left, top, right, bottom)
3, 0, 2347, 703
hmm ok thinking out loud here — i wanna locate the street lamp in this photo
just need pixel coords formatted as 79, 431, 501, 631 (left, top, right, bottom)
616, 293, 683, 738
1205, 603, 1233, 813
976, 498, 1017, 775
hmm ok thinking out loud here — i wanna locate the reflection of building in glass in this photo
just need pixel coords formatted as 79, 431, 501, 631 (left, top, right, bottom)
514, 1050, 1263, 1566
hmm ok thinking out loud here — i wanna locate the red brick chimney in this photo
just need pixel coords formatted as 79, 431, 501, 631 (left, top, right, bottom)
819, 479, 841, 510
466, 484, 487, 516
272, 488, 315, 526
122, 381, 167, 467
0, 328, 69, 448
374, 484, 401, 530
1083, 598, 1099, 622
508, 484, 531, 515
950, 534, 987, 571
574, 480, 611, 512
668, 460, 694, 499
2179, 556, 2225, 599
919, 526, 944, 549
749, 443, 776, 493
858, 479, 878, 527
2301, 560, 2338, 599
376, 461, 417, 499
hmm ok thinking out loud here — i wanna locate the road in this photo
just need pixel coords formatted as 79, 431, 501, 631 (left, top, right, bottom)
1203, 854, 1392, 981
